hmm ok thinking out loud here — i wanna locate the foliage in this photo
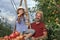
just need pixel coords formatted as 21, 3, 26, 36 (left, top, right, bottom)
0, 22, 13, 37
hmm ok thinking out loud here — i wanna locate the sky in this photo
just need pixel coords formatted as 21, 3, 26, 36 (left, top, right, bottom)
0, 0, 36, 26
0, 0, 36, 13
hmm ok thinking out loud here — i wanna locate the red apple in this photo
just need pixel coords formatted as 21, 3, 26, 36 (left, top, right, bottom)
9, 33, 16, 38
4, 35, 9, 38
14, 31, 20, 36
4, 35, 9, 40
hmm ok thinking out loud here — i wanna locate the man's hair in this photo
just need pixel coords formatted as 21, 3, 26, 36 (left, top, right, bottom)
36, 10, 44, 22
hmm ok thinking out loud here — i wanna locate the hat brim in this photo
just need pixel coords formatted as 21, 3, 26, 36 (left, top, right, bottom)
17, 8, 24, 10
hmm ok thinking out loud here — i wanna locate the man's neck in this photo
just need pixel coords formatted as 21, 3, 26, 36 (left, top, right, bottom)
36, 22, 40, 24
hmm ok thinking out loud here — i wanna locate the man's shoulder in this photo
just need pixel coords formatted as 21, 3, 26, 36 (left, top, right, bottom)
31, 22, 36, 25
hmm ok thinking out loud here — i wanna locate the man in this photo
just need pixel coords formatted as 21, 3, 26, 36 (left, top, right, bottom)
31, 10, 47, 40
15, 6, 35, 40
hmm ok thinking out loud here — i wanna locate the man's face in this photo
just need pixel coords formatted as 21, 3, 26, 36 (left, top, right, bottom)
35, 13, 42, 22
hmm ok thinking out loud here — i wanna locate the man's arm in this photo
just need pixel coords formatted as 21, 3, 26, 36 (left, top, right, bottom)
40, 28, 47, 39
41, 23, 47, 39
41, 31, 47, 38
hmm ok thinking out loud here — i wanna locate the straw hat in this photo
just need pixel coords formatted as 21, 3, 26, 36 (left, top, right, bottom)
17, 6, 24, 10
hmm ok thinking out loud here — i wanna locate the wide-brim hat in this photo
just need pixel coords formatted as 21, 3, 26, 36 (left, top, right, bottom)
17, 6, 24, 10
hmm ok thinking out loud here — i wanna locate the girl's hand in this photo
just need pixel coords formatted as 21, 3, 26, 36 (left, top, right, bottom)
18, 13, 22, 17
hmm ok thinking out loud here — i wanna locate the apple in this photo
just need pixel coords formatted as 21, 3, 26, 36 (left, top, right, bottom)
9, 33, 16, 38
14, 31, 20, 36
4, 35, 9, 39
4, 35, 9, 40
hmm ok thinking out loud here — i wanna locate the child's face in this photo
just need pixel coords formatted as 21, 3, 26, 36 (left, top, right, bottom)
17, 9, 24, 17
18, 9, 24, 14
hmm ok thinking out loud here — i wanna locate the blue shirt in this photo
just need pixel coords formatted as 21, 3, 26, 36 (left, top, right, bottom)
16, 17, 28, 33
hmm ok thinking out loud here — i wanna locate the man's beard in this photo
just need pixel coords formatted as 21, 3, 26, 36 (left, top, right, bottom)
35, 18, 41, 22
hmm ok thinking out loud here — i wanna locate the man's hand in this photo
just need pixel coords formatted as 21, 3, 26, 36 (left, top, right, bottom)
40, 31, 47, 39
